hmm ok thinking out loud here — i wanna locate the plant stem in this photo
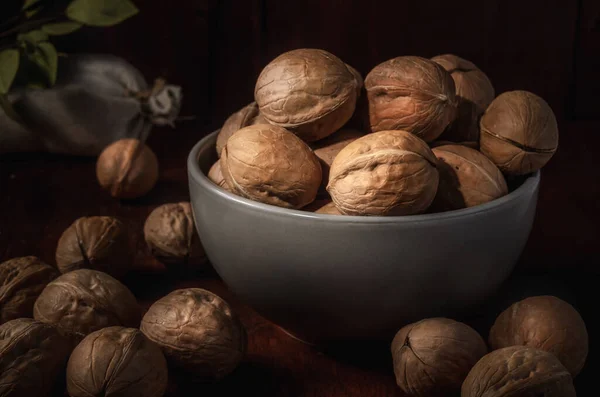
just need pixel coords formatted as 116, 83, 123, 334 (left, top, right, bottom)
0, 15, 61, 39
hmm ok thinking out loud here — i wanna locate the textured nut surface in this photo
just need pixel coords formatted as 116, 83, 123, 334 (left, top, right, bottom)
216, 102, 268, 157
462, 346, 576, 397
143, 202, 206, 265
327, 130, 439, 216
66, 326, 168, 397
55, 216, 129, 279
365, 56, 456, 142
220, 124, 322, 209
480, 90, 559, 175
33, 269, 141, 340
430, 144, 507, 211
255, 48, 357, 142
391, 318, 487, 397
0, 257, 58, 325
140, 288, 247, 380
489, 295, 588, 377
96, 138, 159, 199
315, 201, 343, 215
0, 318, 73, 397
207, 160, 231, 191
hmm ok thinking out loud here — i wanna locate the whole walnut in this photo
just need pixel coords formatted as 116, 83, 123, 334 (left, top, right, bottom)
432, 54, 495, 144
365, 56, 456, 142
0, 257, 58, 324
312, 128, 364, 195
140, 288, 247, 380
215, 102, 269, 157
207, 160, 231, 192
391, 318, 487, 397
66, 326, 168, 397
33, 269, 141, 340
220, 124, 322, 209
96, 138, 159, 199
430, 144, 508, 211
143, 202, 206, 266
315, 201, 343, 215
480, 90, 559, 175
255, 48, 358, 142
327, 130, 439, 216
55, 216, 130, 279
0, 318, 73, 397
462, 346, 576, 397
488, 295, 588, 377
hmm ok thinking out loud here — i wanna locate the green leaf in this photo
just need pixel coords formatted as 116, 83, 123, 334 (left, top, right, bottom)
66, 0, 139, 27
42, 21, 83, 35
22, 0, 42, 18
17, 30, 49, 44
0, 50, 20, 94
22, 0, 40, 10
30, 42, 58, 85
0, 95, 23, 124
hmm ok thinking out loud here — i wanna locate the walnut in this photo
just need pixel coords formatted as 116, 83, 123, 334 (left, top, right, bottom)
66, 326, 168, 397
488, 295, 588, 377
479, 90, 559, 175
33, 269, 141, 340
365, 56, 456, 142
0, 318, 73, 397
432, 54, 495, 144
315, 201, 343, 215
345, 63, 364, 98
140, 288, 247, 380
143, 202, 206, 266
55, 216, 130, 279
312, 128, 364, 195
220, 124, 322, 209
255, 48, 358, 142
327, 130, 439, 216
0, 257, 58, 325
96, 138, 159, 199
207, 160, 231, 192
430, 144, 508, 211
215, 102, 269, 157
391, 318, 487, 396
461, 346, 576, 397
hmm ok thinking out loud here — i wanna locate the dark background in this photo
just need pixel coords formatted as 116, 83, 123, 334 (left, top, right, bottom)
1, 1, 600, 396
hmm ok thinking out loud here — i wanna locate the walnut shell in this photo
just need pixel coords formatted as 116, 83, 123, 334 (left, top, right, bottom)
55, 216, 130, 279
312, 128, 364, 195
255, 48, 358, 142
391, 318, 487, 396
0, 257, 58, 325
461, 346, 576, 397
327, 130, 439, 216
66, 326, 168, 397
33, 269, 141, 340
480, 90, 559, 175
365, 56, 456, 142
143, 202, 206, 266
140, 288, 247, 380
207, 160, 231, 191
488, 295, 588, 377
216, 102, 269, 157
96, 138, 159, 199
315, 201, 343, 215
220, 124, 322, 209
0, 318, 73, 397
430, 144, 508, 211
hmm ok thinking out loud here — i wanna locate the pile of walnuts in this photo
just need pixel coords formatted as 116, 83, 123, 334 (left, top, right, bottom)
210, 49, 559, 216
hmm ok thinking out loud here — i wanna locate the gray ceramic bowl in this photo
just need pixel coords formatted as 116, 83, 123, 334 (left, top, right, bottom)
188, 130, 540, 343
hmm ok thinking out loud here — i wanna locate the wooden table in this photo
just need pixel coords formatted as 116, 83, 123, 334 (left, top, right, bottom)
1, 121, 597, 396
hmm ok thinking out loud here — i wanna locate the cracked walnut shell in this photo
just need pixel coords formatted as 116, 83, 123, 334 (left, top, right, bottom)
255, 48, 358, 142
220, 124, 322, 209
140, 288, 247, 380
480, 90, 559, 175
391, 318, 487, 396
461, 346, 576, 397
327, 130, 439, 216
66, 326, 168, 397
55, 216, 130, 279
365, 56, 456, 142
0, 256, 58, 325
488, 295, 588, 377
216, 102, 269, 157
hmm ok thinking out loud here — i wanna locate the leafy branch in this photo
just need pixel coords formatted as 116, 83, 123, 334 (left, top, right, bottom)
0, 0, 139, 120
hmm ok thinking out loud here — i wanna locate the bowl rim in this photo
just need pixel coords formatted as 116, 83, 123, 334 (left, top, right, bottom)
188, 130, 541, 224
